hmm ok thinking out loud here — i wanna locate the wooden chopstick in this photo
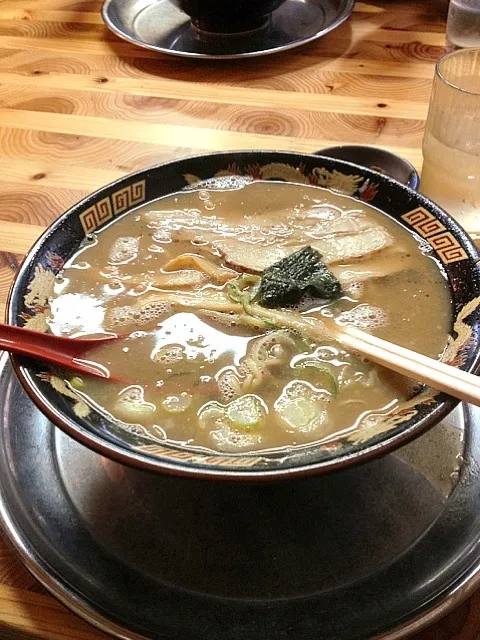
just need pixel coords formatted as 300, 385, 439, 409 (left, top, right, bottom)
335, 324, 480, 406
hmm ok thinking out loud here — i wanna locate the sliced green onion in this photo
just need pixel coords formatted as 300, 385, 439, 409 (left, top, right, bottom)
226, 395, 265, 431
293, 362, 338, 395
70, 376, 85, 390
277, 396, 318, 430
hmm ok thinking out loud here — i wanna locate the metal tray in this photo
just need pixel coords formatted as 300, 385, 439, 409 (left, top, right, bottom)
1, 352, 480, 639
102, 0, 354, 60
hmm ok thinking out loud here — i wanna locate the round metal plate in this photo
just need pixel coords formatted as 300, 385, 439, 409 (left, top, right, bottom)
1, 352, 480, 639
101, 0, 354, 60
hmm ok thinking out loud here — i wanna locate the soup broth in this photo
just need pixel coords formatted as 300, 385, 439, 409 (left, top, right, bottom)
48, 180, 451, 453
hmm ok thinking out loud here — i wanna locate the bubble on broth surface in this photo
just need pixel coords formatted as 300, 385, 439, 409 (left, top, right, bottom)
337, 304, 388, 330
152, 344, 185, 365
304, 204, 342, 221
108, 301, 172, 328
148, 244, 165, 254
284, 291, 328, 313
343, 281, 364, 299
217, 371, 239, 401
108, 237, 140, 265
209, 425, 263, 452
105, 279, 125, 295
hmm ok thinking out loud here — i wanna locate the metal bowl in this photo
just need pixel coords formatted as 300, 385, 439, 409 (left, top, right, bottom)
7, 151, 480, 480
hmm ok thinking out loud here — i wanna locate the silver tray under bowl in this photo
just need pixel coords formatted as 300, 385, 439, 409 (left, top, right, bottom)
1, 351, 480, 639
102, 0, 354, 59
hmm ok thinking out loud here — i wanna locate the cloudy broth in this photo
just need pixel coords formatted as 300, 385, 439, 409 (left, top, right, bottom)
48, 180, 451, 453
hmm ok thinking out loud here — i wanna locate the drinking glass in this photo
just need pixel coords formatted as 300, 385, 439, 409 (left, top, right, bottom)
447, 0, 480, 48
420, 48, 480, 235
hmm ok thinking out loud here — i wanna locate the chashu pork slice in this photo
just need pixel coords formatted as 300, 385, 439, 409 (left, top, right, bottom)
309, 227, 394, 265
300, 211, 377, 238
331, 249, 412, 284
216, 227, 394, 273
215, 241, 289, 273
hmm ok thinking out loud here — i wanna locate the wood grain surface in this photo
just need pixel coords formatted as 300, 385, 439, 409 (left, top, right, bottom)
1, 0, 479, 638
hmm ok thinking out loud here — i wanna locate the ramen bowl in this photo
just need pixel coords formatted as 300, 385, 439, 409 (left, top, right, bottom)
7, 151, 480, 480
168, 0, 287, 33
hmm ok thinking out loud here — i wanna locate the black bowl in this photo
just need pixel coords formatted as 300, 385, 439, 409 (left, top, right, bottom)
169, 0, 287, 34
318, 145, 420, 191
8, 151, 480, 480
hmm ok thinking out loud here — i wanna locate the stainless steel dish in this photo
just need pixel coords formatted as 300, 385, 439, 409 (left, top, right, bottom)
101, 0, 354, 59
1, 354, 480, 639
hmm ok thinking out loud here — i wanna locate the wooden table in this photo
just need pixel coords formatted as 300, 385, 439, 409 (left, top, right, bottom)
0, 0, 480, 637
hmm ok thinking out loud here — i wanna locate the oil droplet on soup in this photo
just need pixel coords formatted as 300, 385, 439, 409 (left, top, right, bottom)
48, 181, 451, 453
